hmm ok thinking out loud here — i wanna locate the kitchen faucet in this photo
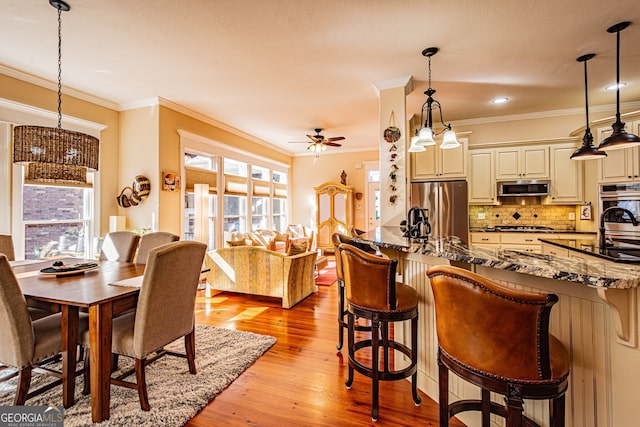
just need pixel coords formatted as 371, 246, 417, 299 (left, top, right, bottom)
599, 206, 639, 248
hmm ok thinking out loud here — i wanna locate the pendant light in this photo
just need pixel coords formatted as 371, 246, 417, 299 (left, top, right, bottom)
416, 48, 459, 150
597, 21, 640, 151
571, 54, 607, 160
12, 0, 99, 184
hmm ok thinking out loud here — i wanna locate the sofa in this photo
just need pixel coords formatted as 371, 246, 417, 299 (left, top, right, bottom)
204, 246, 318, 308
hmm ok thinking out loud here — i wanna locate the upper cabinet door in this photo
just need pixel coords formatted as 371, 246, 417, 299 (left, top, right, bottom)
598, 123, 640, 183
547, 144, 583, 204
495, 146, 549, 180
410, 138, 467, 181
468, 149, 497, 205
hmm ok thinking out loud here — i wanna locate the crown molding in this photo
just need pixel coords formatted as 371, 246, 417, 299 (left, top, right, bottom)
453, 101, 640, 126
0, 64, 120, 111
372, 76, 413, 96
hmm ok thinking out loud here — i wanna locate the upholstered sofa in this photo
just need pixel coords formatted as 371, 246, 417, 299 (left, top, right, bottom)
204, 246, 318, 308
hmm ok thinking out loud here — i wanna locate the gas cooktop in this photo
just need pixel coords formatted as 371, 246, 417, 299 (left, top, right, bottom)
494, 226, 555, 232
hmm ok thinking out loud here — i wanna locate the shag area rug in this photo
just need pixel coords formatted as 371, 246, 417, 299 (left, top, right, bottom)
0, 325, 276, 426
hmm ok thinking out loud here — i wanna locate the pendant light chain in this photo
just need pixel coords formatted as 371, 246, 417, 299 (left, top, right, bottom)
57, 6, 63, 129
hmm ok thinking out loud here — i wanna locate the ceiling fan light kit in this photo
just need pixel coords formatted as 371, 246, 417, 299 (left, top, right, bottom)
288, 128, 344, 156
12, 0, 99, 184
597, 21, 640, 151
415, 47, 460, 150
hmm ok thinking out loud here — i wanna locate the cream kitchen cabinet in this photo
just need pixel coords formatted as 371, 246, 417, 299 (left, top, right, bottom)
598, 121, 640, 183
547, 143, 584, 204
410, 138, 468, 181
469, 232, 500, 248
495, 145, 549, 180
468, 149, 498, 205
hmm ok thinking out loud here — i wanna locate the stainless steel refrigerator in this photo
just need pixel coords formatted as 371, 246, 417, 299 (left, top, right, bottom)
410, 180, 469, 244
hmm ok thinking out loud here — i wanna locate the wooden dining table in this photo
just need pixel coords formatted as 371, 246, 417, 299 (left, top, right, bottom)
12, 257, 146, 423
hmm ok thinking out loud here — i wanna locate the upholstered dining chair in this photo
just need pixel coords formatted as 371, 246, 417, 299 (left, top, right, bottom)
0, 254, 88, 405
135, 231, 179, 264
99, 231, 140, 262
0, 234, 16, 261
427, 265, 570, 427
0, 234, 52, 321
82, 241, 207, 411
331, 232, 377, 351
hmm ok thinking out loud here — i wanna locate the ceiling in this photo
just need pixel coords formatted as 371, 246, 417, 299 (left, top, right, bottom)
2, 0, 640, 156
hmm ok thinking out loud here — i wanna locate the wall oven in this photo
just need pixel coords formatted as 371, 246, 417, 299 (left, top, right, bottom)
599, 183, 640, 247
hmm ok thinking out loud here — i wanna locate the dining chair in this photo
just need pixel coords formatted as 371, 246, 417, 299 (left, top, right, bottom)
0, 234, 15, 261
82, 240, 207, 410
0, 254, 88, 405
135, 232, 179, 264
99, 231, 140, 262
0, 234, 52, 321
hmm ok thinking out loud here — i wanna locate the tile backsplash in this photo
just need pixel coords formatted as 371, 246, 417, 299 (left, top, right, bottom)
469, 204, 577, 230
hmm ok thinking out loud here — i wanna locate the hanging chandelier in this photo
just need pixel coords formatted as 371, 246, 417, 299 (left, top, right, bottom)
597, 21, 640, 151
570, 53, 607, 160
12, 0, 99, 184
409, 47, 459, 153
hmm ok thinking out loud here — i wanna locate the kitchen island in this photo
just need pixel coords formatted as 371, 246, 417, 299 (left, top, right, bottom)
355, 227, 640, 427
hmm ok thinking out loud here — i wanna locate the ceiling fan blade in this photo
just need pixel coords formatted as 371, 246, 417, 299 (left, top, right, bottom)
306, 134, 322, 142
327, 136, 345, 142
324, 142, 342, 147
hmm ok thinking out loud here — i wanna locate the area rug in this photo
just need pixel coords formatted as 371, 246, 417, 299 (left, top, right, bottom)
0, 325, 276, 426
315, 258, 337, 286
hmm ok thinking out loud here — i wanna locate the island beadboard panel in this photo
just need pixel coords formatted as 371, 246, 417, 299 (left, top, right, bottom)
394, 253, 613, 427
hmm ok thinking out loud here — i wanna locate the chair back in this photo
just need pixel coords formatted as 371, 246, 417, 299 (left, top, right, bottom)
133, 241, 207, 357
427, 265, 558, 381
331, 233, 376, 283
0, 255, 35, 368
99, 231, 140, 262
0, 234, 15, 261
136, 232, 180, 264
339, 243, 397, 311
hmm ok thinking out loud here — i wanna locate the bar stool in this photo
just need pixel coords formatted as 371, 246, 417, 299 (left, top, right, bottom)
427, 265, 570, 427
338, 243, 421, 421
331, 233, 377, 351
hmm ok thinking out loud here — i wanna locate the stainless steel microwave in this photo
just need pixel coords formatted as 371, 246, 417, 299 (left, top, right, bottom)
497, 180, 550, 197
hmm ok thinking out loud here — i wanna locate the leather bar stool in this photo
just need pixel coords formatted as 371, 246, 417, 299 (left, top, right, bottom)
331, 232, 377, 351
338, 243, 421, 421
427, 265, 570, 427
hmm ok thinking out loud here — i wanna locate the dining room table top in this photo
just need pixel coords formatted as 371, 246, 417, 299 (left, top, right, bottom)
13, 257, 146, 307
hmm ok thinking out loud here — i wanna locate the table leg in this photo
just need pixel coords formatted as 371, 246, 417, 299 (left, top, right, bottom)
61, 306, 79, 408
89, 302, 113, 423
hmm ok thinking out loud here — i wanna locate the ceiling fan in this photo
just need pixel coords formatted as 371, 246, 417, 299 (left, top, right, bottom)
289, 128, 345, 153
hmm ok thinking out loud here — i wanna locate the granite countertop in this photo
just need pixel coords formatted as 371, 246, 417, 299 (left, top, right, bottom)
540, 238, 640, 264
355, 227, 640, 289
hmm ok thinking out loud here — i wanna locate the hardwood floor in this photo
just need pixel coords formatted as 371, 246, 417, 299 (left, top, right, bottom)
187, 280, 466, 426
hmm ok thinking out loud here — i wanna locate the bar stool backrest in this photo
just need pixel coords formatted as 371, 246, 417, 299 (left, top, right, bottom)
339, 243, 397, 311
428, 265, 558, 381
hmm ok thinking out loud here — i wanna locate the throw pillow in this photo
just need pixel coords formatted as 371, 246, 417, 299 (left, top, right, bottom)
287, 240, 308, 256
287, 224, 304, 238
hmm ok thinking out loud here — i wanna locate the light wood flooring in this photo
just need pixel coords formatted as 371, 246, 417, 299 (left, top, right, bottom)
187, 278, 466, 426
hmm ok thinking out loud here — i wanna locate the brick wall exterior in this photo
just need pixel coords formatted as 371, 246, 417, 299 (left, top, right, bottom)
23, 186, 86, 259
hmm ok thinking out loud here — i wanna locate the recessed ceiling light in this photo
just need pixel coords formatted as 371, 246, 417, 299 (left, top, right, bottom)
605, 82, 627, 91
492, 97, 509, 105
